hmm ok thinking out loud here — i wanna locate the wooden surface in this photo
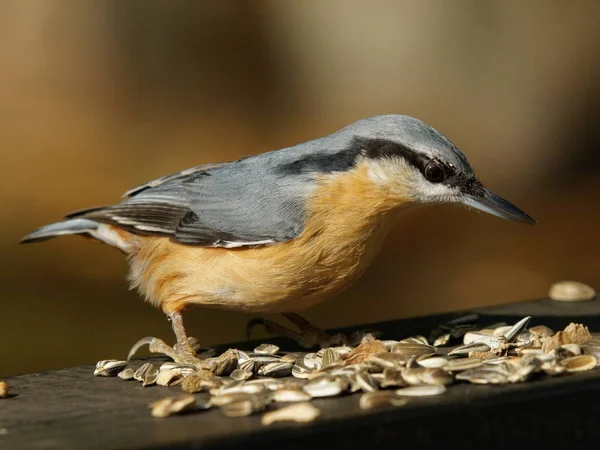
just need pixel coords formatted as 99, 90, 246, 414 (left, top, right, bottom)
2, 294, 600, 450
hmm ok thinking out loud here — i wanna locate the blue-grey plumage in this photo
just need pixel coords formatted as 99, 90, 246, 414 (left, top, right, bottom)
22, 114, 531, 248
19, 114, 536, 361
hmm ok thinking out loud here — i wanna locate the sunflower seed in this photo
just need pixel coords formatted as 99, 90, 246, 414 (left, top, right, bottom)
463, 332, 507, 350
560, 344, 582, 355
359, 391, 409, 410
417, 357, 448, 369
369, 352, 407, 369
261, 402, 320, 425
418, 368, 454, 386
118, 368, 135, 380
503, 317, 531, 343
94, 360, 128, 377
280, 352, 305, 363
391, 343, 436, 361
133, 363, 159, 386
355, 370, 379, 392
380, 368, 407, 388
230, 369, 254, 381
433, 333, 451, 347
254, 343, 280, 355
448, 343, 491, 357
292, 360, 312, 379
321, 348, 341, 368
272, 389, 312, 403
239, 359, 257, 373
303, 377, 344, 398
149, 394, 197, 418
181, 370, 219, 393
529, 325, 554, 338
301, 353, 320, 370
395, 385, 446, 396
218, 382, 267, 396
156, 369, 185, 387
445, 358, 484, 372
456, 369, 509, 384
0, 382, 8, 399
561, 355, 597, 372
342, 340, 387, 365
549, 281, 596, 302
258, 362, 293, 378
159, 362, 197, 372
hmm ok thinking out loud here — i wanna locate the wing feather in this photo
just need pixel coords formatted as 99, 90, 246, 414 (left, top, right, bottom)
68, 158, 308, 247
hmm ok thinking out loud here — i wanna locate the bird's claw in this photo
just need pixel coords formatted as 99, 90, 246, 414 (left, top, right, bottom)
127, 335, 202, 366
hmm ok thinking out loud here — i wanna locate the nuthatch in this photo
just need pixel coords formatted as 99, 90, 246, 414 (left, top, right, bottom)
21, 114, 535, 364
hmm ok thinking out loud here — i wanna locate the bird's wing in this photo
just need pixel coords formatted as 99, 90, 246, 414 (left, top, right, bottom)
67, 161, 308, 248
121, 161, 235, 198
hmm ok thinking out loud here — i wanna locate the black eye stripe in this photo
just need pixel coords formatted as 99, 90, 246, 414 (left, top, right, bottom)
356, 137, 474, 188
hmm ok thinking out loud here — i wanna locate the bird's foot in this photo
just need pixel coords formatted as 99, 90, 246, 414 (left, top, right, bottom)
127, 336, 204, 368
247, 316, 380, 349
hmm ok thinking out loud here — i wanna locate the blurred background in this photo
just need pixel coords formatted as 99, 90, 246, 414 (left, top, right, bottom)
1, 0, 599, 377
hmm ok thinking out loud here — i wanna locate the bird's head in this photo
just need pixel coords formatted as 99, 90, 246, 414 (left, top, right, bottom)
345, 114, 536, 225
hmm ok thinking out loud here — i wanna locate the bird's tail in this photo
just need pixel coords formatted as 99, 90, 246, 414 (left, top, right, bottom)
20, 218, 100, 244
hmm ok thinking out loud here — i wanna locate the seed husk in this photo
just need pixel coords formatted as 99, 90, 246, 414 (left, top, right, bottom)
370, 352, 407, 369
0, 381, 8, 398
280, 352, 305, 363
134, 363, 159, 386
230, 369, 254, 381
182, 370, 219, 393
216, 392, 267, 417
94, 360, 128, 377
321, 348, 341, 368
445, 358, 484, 372
292, 360, 312, 379
542, 323, 592, 352
561, 355, 597, 372
463, 332, 507, 350
258, 362, 293, 378
272, 388, 312, 403
359, 391, 408, 410
239, 359, 257, 373
448, 343, 491, 357
391, 343, 436, 360
549, 281, 596, 302
261, 402, 320, 426
417, 357, 448, 369
380, 368, 406, 388
395, 385, 446, 397
355, 370, 379, 392
118, 368, 135, 381
303, 377, 344, 398
150, 394, 197, 418
342, 339, 387, 365
156, 369, 184, 387
418, 368, 454, 386
433, 333, 451, 347
254, 343, 280, 355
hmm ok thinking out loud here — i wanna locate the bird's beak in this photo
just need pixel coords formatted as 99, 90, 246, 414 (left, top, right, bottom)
461, 184, 536, 225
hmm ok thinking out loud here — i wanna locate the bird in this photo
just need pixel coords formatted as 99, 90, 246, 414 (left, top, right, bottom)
20, 114, 536, 366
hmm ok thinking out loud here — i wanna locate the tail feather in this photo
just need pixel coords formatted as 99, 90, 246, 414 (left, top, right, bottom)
20, 219, 99, 244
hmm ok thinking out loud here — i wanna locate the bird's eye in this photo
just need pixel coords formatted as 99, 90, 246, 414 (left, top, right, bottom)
424, 162, 446, 183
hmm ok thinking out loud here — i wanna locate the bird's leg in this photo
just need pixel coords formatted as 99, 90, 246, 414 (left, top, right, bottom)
127, 311, 202, 366
247, 313, 376, 349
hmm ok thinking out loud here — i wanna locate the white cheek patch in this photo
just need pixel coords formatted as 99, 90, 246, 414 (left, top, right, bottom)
414, 179, 460, 204
366, 164, 392, 185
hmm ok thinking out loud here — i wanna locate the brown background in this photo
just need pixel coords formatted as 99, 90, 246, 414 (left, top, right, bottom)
1, 1, 599, 377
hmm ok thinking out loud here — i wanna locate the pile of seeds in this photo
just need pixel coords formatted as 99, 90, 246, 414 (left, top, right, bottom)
94, 313, 600, 424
